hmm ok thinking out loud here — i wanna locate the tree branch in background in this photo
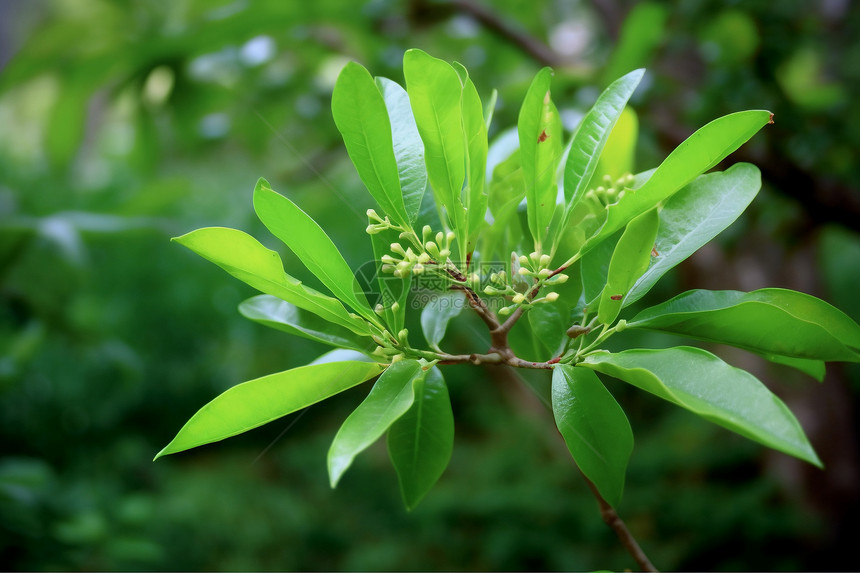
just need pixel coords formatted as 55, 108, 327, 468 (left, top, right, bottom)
412, 0, 561, 66
582, 475, 659, 572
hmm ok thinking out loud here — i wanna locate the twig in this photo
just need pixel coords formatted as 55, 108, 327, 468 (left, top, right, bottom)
582, 475, 659, 572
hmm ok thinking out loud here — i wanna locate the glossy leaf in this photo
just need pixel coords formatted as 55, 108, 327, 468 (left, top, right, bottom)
629, 288, 860, 362
388, 367, 454, 509
403, 49, 466, 239
581, 110, 772, 256
580, 229, 622, 306
310, 348, 374, 366
376, 76, 427, 223
590, 106, 639, 186
331, 63, 409, 227
625, 163, 761, 307
253, 178, 379, 325
563, 69, 644, 216
528, 303, 567, 356
453, 62, 489, 250
598, 208, 659, 324
518, 67, 562, 250
172, 226, 369, 335
155, 361, 385, 459
421, 292, 465, 351
239, 295, 375, 354
582, 347, 821, 466
552, 365, 633, 508
762, 353, 825, 382
328, 360, 425, 487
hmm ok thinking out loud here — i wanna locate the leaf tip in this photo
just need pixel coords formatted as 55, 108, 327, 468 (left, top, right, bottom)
254, 176, 272, 193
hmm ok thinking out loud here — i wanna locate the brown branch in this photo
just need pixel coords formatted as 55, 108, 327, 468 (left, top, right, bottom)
430, 0, 562, 67
582, 475, 659, 572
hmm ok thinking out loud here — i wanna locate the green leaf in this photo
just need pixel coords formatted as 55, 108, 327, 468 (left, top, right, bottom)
590, 106, 638, 186
253, 178, 379, 325
452, 62, 489, 251
421, 292, 465, 351
602, 2, 668, 86
375, 77, 427, 223
581, 347, 821, 466
331, 62, 409, 227
239, 295, 376, 354
562, 69, 644, 218
518, 67, 562, 251
625, 163, 761, 307
552, 365, 633, 508
328, 360, 425, 487
762, 353, 825, 382
172, 227, 369, 335
598, 208, 660, 324
484, 88, 498, 130
580, 229, 622, 306
155, 361, 386, 459
629, 288, 860, 362
528, 303, 567, 356
388, 366, 454, 509
581, 110, 772, 256
403, 50, 467, 243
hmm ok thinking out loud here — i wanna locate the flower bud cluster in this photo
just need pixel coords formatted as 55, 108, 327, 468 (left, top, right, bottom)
379, 225, 456, 278
420, 225, 455, 264
584, 173, 635, 212
365, 209, 393, 235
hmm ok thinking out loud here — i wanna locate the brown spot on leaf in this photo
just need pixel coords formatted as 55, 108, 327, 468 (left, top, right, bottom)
651, 246, 659, 257
768, 113, 775, 125
538, 129, 548, 143
610, 295, 623, 301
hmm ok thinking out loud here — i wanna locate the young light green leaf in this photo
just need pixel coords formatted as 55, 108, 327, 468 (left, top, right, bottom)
328, 359, 425, 487
253, 178, 379, 325
518, 67, 562, 250
375, 76, 427, 223
403, 49, 467, 241
421, 292, 465, 352
173, 226, 370, 335
388, 366, 454, 510
563, 69, 644, 215
331, 63, 409, 227
155, 360, 386, 459
624, 163, 761, 307
580, 110, 772, 256
239, 295, 376, 354
628, 288, 860, 362
552, 365, 633, 508
598, 208, 660, 324
589, 105, 639, 186
581, 347, 821, 467
484, 88, 498, 130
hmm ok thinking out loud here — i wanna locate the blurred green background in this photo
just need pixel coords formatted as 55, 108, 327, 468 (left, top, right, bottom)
2, 0, 859, 570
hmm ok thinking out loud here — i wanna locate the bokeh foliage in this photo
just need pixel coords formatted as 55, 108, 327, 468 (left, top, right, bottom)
1, 0, 859, 569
